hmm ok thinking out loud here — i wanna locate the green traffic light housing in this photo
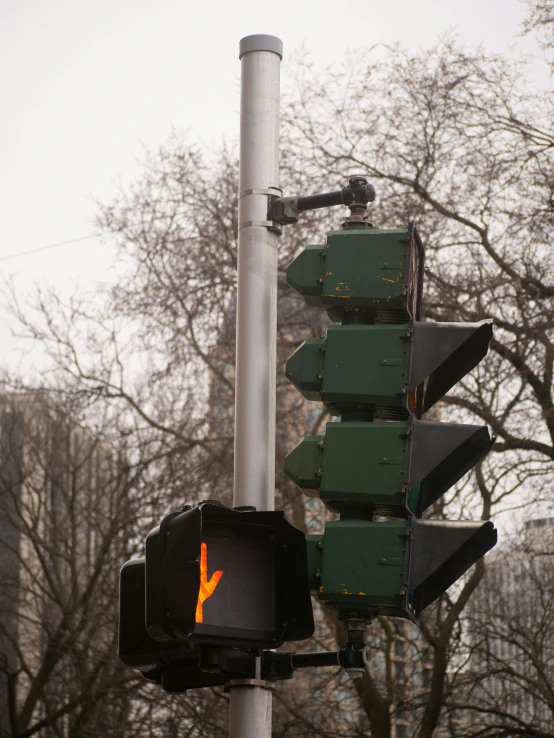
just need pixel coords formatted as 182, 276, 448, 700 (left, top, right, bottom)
305, 517, 497, 620
287, 225, 424, 324
286, 320, 493, 418
285, 418, 493, 517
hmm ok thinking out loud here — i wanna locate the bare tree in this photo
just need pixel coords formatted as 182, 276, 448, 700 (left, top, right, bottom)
278, 6, 554, 735
0, 392, 135, 737
2, 3, 554, 736
523, 0, 554, 64
0, 384, 237, 738
450, 523, 554, 737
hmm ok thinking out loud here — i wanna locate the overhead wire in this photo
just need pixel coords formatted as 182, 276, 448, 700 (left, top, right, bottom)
1, 210, 192, 265
0, 234, 106, 264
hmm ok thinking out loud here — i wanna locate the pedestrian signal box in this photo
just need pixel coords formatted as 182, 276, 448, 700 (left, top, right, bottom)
145, 501, 314, 648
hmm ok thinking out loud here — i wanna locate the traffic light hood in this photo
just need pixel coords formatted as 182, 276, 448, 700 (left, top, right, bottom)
408, 419, 494, 516
411, 320, 493, 413
408, 519, 497, 613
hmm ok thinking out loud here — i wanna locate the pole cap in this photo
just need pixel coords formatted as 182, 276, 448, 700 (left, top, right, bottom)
239, 34, 283, 60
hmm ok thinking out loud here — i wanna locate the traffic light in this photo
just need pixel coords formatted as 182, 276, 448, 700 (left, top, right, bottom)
286, 321, 493, 417
285, 418, 493, 518
304, 518, 496, 619
144, 500, 314, 648
285, 223, 497, 621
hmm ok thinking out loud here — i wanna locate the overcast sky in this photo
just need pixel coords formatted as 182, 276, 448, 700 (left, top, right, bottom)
0, 0, 544, 369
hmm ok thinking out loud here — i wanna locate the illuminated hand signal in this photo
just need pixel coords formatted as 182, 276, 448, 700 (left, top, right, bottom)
195, 542, 224, 623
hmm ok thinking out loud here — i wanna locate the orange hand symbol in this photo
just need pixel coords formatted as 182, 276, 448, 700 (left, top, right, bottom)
195, 542, 224, 623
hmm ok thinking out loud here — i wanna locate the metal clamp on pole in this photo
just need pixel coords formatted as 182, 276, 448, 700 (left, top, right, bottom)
239, 187, 284, 232
225, 679, 276, 693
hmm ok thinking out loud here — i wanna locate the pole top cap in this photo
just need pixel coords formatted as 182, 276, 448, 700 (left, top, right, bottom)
239, 34, 283, 60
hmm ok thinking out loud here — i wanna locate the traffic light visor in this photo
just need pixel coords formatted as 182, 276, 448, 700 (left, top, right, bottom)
408, 519, 497, 613
408, 420, 494, 516
409, 321, 493, 413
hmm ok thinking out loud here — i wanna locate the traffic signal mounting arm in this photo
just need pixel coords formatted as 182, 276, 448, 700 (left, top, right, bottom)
269, 176, 376, 226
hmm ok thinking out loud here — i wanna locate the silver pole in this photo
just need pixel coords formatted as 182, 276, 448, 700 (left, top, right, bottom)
230, 33, 283, 738
229, 658, 272, 738
234, 34, 282, 513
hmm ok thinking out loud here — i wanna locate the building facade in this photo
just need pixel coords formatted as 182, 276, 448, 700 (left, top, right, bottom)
0, 393, 123, 737
464, 517, 554, 733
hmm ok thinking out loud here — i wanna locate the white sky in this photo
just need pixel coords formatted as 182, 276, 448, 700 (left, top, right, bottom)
0, 0, 543, 367
1, 0, 550, 533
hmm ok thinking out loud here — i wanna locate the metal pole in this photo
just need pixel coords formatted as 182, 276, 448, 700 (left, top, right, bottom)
230, 33, 283, 738
234, 34, 282, 514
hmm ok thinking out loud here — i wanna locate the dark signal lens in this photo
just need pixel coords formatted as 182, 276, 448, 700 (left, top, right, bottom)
195, 535, 276, 641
